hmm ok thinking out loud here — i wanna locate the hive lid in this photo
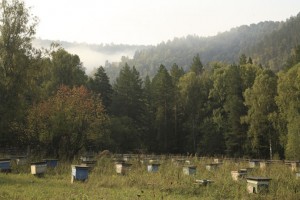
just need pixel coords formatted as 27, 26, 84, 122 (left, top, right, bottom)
0, 158, 11, 161
72, 164, 90, 169
246, 176, 271, 181
43, 158, 58, 161
31, 161, 47, 165
184, 165, 197, 168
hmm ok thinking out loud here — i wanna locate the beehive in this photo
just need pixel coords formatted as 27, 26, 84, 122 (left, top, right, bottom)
246, 177, 271, 194
183, 165, 197, 175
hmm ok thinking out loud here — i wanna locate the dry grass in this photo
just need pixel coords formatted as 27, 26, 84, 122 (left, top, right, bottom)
0, 156, 299, 199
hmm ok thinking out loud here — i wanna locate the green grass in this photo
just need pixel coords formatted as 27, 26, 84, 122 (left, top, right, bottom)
0, 157, 299, 199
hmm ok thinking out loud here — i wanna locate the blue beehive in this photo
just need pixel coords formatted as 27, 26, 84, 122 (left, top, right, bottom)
147, 163, 160, 172
0, 159, 11, 172
183, 165, 197, 175
71, 165, 90, 183
43, 159, 58, 168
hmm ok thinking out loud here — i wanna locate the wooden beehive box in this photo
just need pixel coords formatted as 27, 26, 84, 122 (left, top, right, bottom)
147, 163, 160, 173
115, 162, 132, 175
259, 161, 270, 170
231, 169, 247, 181
183, 165, 197, 175
291, 162, 300, 172
214, 158, 222, 163
0, 159, 11, 173
43, 159, 58, 168
15, 156, 27, 165
246, 177, 271, 194
71, 165, 90, 183
206, 163, 219, 171
31, 161, 47, 175
249, 160, 260, 168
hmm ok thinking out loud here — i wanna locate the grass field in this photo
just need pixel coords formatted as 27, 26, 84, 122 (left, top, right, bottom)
0, 156, 299, 200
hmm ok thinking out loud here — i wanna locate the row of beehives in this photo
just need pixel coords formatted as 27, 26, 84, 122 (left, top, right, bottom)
0, 157, 58, 175
114, 158, 300, 194
1, 155, 300, 194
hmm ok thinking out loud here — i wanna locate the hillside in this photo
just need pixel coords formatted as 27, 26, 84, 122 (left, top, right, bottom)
118, 13, 300, 78
34, 12, 300, 80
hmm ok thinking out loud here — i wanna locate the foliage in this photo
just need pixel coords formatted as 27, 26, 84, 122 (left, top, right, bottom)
26, 86, 109, 159
242, 69, 279, 158
87, 66, 113, 109
45, 48, 87, 95
151, 65, 175, 152
0, 0, 38, 147
276, 64, 300, 160
1, 0, 300, 160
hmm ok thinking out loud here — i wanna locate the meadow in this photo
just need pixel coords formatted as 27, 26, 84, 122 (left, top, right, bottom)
0, 156, 299, 200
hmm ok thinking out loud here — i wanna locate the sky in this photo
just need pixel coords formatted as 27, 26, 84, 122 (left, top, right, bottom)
24, 0, 300, 45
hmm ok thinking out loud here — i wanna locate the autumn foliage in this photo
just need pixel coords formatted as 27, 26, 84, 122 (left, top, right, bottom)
26, 85, 109, 159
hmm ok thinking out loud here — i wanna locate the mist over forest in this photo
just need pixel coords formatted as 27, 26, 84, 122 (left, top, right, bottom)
33, 12, 300, 82
32, 39, 150, 75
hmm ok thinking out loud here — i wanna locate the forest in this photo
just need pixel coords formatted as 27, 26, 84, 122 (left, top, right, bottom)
0, 0, 300, 161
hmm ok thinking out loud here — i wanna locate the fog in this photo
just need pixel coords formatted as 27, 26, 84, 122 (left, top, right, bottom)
65, 45, 135, 75
32, 39, 138, 75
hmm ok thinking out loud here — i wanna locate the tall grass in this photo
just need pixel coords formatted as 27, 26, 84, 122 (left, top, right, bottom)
0, 156, 299, 199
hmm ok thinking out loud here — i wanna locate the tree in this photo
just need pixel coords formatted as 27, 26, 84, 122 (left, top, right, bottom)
151, 65, 174, 152
111, 63, 144, 123
87, 66, 113, 109
110, 63, 145, 151
46, 48, 87, 95
239, 54, 247, 65
284, 45, 300, 70
0, 0, 38, 147
247, 57, 253, 64
142, 75, 156, 152
242, 69, 278, 158
170, 63, 185, 152
276, 63, 300, 160
190, 54, 203, 75
26, 86, 109, 159
209, 65, 246, 156
178, 72, 201, 153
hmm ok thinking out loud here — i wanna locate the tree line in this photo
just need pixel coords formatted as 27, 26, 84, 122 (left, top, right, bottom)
0, 0, 299, 160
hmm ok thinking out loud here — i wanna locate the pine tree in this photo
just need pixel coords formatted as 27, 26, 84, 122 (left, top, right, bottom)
111, 63, 144, 123
151, 65, 174, 152
190, 54, 203, 75
88, 66, 113, 109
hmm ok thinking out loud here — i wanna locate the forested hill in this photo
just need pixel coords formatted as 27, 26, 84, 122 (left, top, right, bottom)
118, 12, 300, 78
33, 12, 300, 80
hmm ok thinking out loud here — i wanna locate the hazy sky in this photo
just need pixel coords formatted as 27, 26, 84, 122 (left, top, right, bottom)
25, 0, 300, 45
